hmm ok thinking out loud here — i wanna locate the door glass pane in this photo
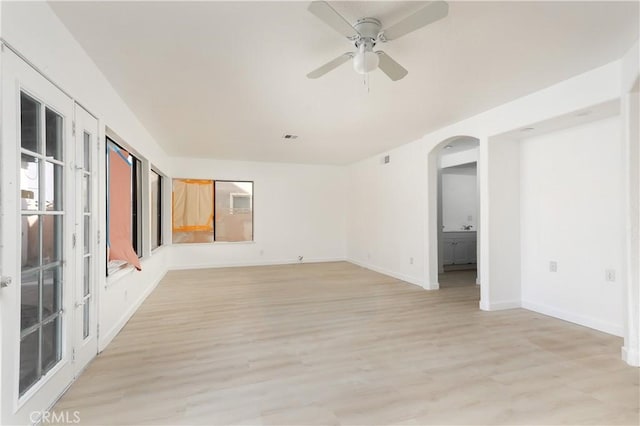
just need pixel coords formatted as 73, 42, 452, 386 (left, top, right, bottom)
21, 154, 40, 211
20, 92, 41, 154
45, 108, 63, 161
19, 330, 40, 395
42, 215, 62, 265
84, 216, 90, 254
83, 132, 91, 172
42, 317, 60, 374
83, 303, 90, 339
82, 174, 90, 213
21, 215, 40, 270
84, 256, 90, 296
42, 266, 61, 320
45, 161, 62, 211
21, 270, 39, 331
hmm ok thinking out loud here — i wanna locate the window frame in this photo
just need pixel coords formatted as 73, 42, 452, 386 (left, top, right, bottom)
150, 168, 163, 251
171, 179, 254, 244
105, 136, 143, 276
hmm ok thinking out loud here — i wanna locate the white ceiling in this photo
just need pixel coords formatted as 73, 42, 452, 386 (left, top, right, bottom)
50, 1, 639, 165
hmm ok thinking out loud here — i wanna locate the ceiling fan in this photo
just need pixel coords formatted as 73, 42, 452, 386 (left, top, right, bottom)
307, 1, 449, 81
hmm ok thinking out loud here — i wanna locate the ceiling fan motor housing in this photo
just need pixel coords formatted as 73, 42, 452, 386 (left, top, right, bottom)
352, 17, 382, 42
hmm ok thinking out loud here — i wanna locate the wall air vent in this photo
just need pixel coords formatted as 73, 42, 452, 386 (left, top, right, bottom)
282, 134, 298, 140
381, 155, 390, 164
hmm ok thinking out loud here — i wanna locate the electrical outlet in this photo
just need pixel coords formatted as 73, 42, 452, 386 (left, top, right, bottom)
549, 261, 558, 272
409, 257, 414, 265
259, 249, 264, 256
367, 253, 371, 260
605, 269, 616, 282
467, 215, 473, 221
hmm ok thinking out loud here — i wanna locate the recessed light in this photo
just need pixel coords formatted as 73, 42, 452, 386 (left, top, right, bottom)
520, 127, 535, 132
444, 145, 453, 149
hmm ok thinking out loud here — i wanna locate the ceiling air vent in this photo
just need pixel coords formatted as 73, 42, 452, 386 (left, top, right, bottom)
282, 134, 298, 140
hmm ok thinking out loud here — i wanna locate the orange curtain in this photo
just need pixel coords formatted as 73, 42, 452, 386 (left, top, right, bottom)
108, 146, 141, 270
172, 179, 214, 232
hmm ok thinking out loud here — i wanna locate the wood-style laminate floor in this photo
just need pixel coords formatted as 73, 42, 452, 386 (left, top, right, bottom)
54, 262, 639, 425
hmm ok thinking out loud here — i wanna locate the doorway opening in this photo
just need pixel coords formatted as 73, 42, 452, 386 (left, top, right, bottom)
427, 136, 479, 290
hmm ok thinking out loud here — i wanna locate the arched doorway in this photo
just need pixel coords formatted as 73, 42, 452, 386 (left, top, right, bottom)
427, 136, 480, 290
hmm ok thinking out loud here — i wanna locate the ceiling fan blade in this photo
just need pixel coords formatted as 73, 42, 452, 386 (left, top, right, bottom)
381, 1, 449, 41
307, 53, 353, 79
377, 51, 408, 81
308, 1, 360, 39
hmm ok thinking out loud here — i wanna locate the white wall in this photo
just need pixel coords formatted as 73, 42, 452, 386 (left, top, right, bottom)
440, 147, 479, 168
441, 167, 477, 232
169, 158, 347, 269
621, 40, 639, 365
519, 116, 624, 335
347, 143, 427, 286
348, 60, 622, 295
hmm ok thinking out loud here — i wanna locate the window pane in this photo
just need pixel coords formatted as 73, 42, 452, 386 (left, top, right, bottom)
83, 132, 91, 172
19, 330, 40, 395
42, 317, 60, 374
150, 171, 161, 250
215, 181, 253, 242
21, 215, 40, 270
21, 154, 39, 211
172, 179, 214, 244
45, 161, 62, 211
21, 92, 41, 154
45, 108, 63, 161
42, 266, 61, 319
21, 270, 40, 331
84, 215, 90, 254
83, 303, 90, 339
42, 215, 62, 265
84, 256, 90, 296
82, 174, 90, 213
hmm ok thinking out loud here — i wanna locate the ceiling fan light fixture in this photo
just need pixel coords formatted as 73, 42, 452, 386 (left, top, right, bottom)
353, 43, 379, 74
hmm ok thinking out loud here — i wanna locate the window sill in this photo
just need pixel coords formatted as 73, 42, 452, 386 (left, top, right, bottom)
106, 263, 136, 288
171, 241, 256, 246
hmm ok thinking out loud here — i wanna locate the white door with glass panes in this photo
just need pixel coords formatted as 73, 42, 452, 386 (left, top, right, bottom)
73, 105, 99, 374
0, 48, 97, 425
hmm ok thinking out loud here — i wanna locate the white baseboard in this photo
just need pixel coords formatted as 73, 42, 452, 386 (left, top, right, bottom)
622, 346, 640, 367
479, 299, 520, 311
98, 269, 167, 352
169, 257, 346, 271
521, 300, 623, 337
347, 258, 423, 288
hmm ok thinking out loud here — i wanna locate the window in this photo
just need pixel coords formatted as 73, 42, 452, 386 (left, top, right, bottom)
215, 181, 253, 242
106, 137, 141, 271
172, 179, 253, 243
150, 170, 162, 250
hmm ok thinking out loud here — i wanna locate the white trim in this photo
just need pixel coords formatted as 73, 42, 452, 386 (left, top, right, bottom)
622, 346, 640, 367
347, 258, 423, 288
479, 299, 521, 311
521, 300, 623, 337
170, 257, 346, 271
